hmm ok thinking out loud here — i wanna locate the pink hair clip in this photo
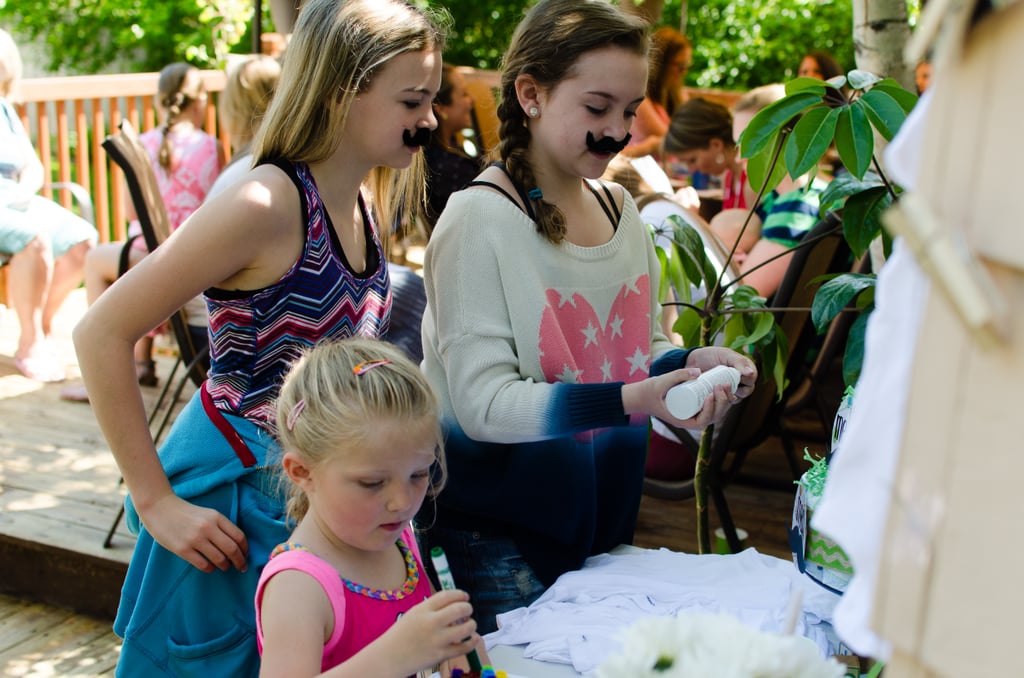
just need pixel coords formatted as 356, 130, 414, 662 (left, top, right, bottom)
285, 399, 306, 431
352, 359, 391, 376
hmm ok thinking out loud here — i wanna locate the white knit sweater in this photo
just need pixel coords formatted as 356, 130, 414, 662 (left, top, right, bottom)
421, 183, 678, 444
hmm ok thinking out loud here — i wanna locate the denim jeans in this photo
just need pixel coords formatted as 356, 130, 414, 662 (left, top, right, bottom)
420, 525, 546, 634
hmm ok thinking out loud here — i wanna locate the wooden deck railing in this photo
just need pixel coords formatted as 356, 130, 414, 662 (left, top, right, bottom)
15, 70, 229, 243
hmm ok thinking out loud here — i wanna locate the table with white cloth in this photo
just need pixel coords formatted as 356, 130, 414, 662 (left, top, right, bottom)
482, 546, 842, 676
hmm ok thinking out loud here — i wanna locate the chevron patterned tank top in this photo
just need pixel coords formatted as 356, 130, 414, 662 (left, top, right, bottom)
203, 160, 391, 429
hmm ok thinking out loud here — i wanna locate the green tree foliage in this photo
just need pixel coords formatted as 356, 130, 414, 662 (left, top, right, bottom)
427, 1, 529, 70
439, 0, 854, 89
0, 0, 252, 73
439, 0, 855, 90
662, 0, 855, 91
2, 0, 854, 86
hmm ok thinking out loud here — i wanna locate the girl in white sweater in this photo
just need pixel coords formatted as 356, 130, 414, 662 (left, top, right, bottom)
419, 0, 757, 634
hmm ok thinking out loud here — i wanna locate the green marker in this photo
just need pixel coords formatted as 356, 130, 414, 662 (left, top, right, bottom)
431, 546, 483, 672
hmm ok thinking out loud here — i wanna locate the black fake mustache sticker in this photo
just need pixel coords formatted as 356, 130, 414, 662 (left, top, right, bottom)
586, 131, 632, 154
403, 127, 431, 147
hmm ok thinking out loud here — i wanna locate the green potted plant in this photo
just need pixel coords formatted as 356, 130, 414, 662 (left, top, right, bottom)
654, 71, 918, 553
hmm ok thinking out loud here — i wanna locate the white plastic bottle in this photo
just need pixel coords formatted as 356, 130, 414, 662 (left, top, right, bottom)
665, 365, 741, 419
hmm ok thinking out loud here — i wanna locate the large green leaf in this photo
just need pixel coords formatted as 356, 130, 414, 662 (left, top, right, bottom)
842, 311, 871, 387
784, 106, 840, 178
745, 131, 790, 198
834, 104, 873, 179
739, 91, 822, 159
673, 306, 704, 349
654, 243, 673, 303
759, 330, 789, 400
660, 220, 702, 281
859, 89, 908, 141
810, 273, 877, 330
669, 219, 722, 297
818, 171, 885, 214
871, 79, 919, 113
731, 309, 776, 347
666, 242, 694, 306
842, 186, 892, 257
785, 77, 827, 96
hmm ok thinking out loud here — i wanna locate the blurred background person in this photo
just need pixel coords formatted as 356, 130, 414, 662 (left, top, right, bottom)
663, 97, 753, 215
622, 26, 692, 159
80, 62, 222, 388
797, 49, 844, 80
915, 58, 932, 94
424, 63, 482, 230
0, 28, 96, 382
208, 54, 282, 198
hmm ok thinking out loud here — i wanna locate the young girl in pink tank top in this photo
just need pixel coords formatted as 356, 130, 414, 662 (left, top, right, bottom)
256, 338, 486, 676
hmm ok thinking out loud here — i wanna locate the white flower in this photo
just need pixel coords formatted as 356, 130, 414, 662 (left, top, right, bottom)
596, 613, 846, 678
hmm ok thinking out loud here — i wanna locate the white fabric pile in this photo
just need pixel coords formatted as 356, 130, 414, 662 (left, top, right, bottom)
485, 547, 840, 675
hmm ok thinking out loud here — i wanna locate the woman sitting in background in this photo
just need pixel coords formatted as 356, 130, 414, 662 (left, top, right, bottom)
797, 49, 844, 81
61, 58, 279, 403
0, 28, 96, 382
663, 97, 753, 213
207, 54, 281, 199
621, 26, 692, 159
423, 63, 482, 230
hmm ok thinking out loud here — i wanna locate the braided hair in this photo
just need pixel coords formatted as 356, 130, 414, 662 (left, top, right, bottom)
155, 62, 204, 173
496, 0, 648, 244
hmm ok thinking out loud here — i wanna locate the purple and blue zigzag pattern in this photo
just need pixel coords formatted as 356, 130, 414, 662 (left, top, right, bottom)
205, 161, 391, 428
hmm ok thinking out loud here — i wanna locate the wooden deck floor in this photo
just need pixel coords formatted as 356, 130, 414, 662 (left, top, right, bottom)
0, 288, 827, 673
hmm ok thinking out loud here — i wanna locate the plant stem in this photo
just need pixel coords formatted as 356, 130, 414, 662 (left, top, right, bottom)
694, 423, 715, 554
694, 316, 716, 554
871, 154, 899, 202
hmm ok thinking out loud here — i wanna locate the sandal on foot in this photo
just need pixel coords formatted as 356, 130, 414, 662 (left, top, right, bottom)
14, 355, 66, 383
136, 360, 158, 387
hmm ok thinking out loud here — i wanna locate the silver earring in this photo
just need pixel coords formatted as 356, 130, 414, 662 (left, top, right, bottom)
528, 106, 539, 118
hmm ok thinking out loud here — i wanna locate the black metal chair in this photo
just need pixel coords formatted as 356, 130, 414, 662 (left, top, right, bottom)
100, 120, 209, 548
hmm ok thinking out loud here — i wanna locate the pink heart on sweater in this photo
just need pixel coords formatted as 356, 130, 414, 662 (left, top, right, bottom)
537, 275, 653, 385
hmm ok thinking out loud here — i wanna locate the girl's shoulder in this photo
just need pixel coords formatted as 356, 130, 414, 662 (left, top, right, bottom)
261, 544, 344, 597
197, 162, 302, 237
433, 184, 535, 246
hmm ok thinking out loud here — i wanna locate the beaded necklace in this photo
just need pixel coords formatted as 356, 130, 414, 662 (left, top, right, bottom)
269, 535, 420, 601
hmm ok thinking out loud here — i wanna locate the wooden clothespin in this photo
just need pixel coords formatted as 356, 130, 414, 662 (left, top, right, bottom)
882, 193, 1010, 349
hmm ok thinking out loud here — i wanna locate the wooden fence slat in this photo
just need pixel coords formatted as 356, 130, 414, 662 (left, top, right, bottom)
74, 100, 90, 197
110, 98, 125, 241
56, 101, 72, 210
90, 99, 109, 242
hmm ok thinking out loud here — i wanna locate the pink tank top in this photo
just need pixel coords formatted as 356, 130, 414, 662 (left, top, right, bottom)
255, 526, 431, 671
